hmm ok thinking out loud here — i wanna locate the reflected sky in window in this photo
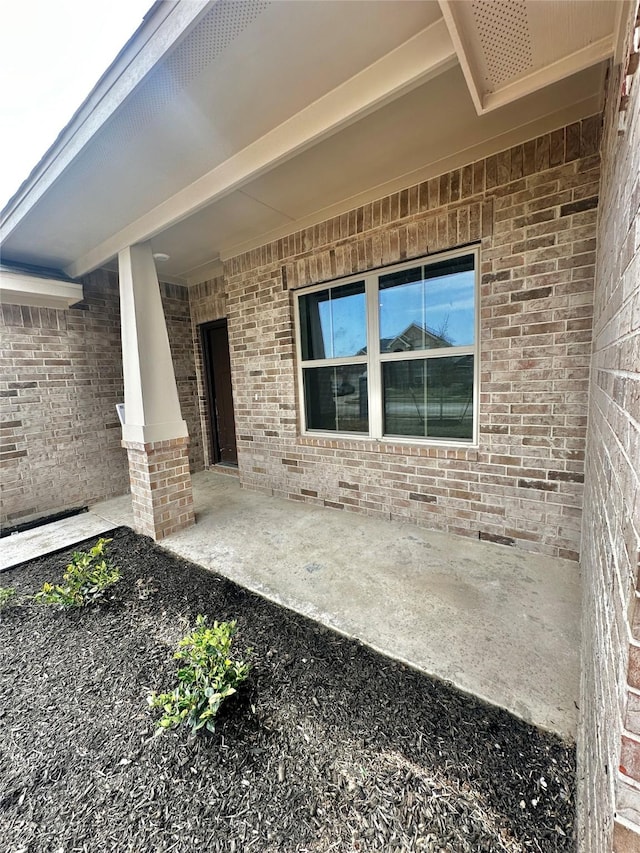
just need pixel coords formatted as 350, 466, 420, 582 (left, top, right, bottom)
379, 271, 475, 349
300, 259, 475, 359
318, 288, 366, 357
300, 282, 366, 359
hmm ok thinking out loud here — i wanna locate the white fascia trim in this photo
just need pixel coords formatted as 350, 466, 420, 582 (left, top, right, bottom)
481, 36, 614, 114
0, 1, 214, 239
0, 271, 83, 309
65, 18, 457, 279
614, 814, 640, 836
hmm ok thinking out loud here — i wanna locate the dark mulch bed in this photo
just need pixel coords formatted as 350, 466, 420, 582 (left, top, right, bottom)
1, 527, 575, 852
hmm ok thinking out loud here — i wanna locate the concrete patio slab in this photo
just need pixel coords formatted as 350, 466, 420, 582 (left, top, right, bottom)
3, 470, 581, 740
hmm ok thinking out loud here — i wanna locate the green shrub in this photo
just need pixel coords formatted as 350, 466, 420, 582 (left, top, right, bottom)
0, 586, 17, 611
34, 537, 120, 608
148, 614, 251, 735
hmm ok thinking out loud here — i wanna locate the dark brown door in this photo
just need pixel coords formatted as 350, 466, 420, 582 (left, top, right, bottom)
202, 321, 238, 465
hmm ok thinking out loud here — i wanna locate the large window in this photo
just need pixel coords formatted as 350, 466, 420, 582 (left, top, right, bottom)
295, 248, 478, 444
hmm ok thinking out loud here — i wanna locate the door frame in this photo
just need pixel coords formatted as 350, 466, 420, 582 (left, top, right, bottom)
200, 318, 236, 466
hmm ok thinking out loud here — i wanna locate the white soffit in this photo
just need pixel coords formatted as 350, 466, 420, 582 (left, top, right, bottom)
143, 59, 601, 281
65, 16, 457, 279
1, 0, 446, 275
0, 269, 83, 309
439, 0, 617, 113
1, 1, 214, 234
212, 66, 601, 268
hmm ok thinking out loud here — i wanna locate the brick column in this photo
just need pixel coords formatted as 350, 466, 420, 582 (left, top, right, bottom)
123, 437, 194, 540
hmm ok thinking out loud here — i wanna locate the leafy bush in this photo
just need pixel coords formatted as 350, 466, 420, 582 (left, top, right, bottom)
0, 586, 17, 611
148, 615, 250, 735
34, 537, 120, 608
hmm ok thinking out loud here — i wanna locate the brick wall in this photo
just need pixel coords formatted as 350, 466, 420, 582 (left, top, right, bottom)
0, 269, 127, 525
188, 117, 602, 559
0, 271, 202, 526
161, 281, 205, 473
578, 7, 640, 850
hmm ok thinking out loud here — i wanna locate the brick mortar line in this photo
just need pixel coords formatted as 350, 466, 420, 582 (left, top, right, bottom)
591, 321, 640, 347
617, 770, 640, 796
591, 396, 639, 480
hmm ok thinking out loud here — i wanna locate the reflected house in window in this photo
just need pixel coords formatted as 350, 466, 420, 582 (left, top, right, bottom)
379, 321, 453, 355
374, 322, 454, 395
360, 322, 462, 429
377, 322, 448, 399
358, 322, 454, 399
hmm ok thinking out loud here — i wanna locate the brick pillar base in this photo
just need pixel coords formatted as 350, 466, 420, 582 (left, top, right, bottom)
122, 436, 195, 541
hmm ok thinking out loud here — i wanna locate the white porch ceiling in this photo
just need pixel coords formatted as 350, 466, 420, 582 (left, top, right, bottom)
0, 0, 619, 285
154, 62, 602, 280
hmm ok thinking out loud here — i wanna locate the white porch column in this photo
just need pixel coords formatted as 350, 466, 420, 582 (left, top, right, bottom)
119, 242, 187, 444
118, 242, 194, 540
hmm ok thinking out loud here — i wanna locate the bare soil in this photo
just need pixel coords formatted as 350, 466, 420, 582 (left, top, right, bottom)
0, 527, 575, 852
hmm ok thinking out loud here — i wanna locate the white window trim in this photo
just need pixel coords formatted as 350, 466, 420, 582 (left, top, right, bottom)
294, 245, 480, 448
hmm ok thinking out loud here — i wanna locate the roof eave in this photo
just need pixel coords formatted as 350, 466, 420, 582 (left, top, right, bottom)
0, 1, 214, 237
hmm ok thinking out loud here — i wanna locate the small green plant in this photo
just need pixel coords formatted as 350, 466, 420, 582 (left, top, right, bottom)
0, 586, 17, 610
148, 615, 251, 735
34, 537, 120, 608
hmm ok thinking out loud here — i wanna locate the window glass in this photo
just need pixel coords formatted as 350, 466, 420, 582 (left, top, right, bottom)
379, 256, 475, 351
299, 281, 366, 360
425, 355, 474, 439
423, 257, 475, 348
296, 250, 477, 443
379, 267, 428, 352
303, 365, 368, 433
383, 355, 474, 440
382, 358, 429, 437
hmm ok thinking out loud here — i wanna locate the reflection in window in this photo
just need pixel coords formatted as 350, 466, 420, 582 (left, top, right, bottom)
379, 255, 475, 352
383, 356, 474, 440
303, 365, 368, 433
296, 250, 477, 443
299, 281, 366, 359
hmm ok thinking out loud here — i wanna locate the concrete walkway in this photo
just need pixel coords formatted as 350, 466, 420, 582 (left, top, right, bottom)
1, 511, 119, 570
2, 470, 581, 740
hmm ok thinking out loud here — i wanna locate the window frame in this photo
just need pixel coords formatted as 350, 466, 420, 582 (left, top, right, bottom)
293, 245, 480, 447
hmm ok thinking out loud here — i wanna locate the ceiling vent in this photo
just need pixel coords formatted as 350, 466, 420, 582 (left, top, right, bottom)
470, 0, 533, 92
440, 0, 616, 113
75, 2, 271, 182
